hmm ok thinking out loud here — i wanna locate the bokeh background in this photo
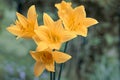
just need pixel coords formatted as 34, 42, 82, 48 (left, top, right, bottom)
0, 0, 120, 80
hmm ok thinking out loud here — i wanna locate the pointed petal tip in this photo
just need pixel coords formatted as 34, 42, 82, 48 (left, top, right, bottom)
16, 12, 18, 14
30, 5, 35, 8
79, 32, 87, 37
69, 55, 72, 59
30, 51, 34, 56
53, 51, 72, 63
86, 18, 99, 26
43, 12, 47, 15
30, 51, 37, 56
91, 19, 99, 24
43, 13, 48, 18
16, 12, 21, 16
95, 20, 99, 24
80, 5, 85, 8
30, 51, 36, 59
43, 13, 54, 27
6, 27, 10, 31
82, 33, 87, 37
43, 13, 51, 20
16, 12, 26, 20
65, 54, 72, 61
28, 5, 36, 11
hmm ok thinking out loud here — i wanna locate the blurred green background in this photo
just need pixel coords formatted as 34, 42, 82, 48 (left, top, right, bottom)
0, 0, 119, 80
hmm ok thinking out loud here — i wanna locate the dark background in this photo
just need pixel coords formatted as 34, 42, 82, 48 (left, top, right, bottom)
0, 0, 119, 80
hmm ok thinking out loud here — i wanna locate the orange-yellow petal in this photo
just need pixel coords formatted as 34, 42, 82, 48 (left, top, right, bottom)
34, 19, 39, 29
83, 18, 98, 27
45, 61, 54, 72
19, 31, 35, 39
27, 5, 37, 21
35, 26, 49, 41
74, 5, 86, 18
43, 13, 54, 27
16, 12, 27, 27
62, 31, 77, 42
30, 51, 40, 61
54, 20, 64, 31
36, 42, 48, 51
32, 34, 41, 44
55, 1, 72, 11
53, 51, 71, 63
7, 26, 22, 36
77, 27, 87, 37
34, 62, 45, 77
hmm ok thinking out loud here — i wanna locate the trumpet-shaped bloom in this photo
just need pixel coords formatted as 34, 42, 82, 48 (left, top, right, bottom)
7, 5, 38, 39
55, 1, 98, 37
34, 13, 76, 50
30, 48, 71, 77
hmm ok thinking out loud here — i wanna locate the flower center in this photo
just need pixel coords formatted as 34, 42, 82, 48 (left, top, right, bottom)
40, 51, 53, 64
69, 18, 83, 32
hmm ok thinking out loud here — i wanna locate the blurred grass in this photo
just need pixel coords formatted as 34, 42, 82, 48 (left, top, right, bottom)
0, 0, 120, 80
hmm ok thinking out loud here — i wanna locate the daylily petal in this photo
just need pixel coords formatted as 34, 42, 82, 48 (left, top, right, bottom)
21, 32, 34, 38
83, 18, 98, 27
34, 19, 39, 29
36, 42, 48, 51
27, 5, 37, 21
16, 12, 27, 27
34, 62, 45, 77
30, 51, 41, 61
77, 27, 87, 37
45, 61, 54, 72
43, 13, 54, 27
7, 26, 22, 36
53, 51, 71, 63
74, 5, 86, 18
54, 20, 64, 31
32, 34, 41, 44
62, 31, 77, 42
35, 26, 49, 41
55, 1, 72, 11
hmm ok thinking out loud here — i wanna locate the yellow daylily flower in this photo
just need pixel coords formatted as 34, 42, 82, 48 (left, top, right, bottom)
34, 13, 76, 50
7, 5, 38, 39
30, 48, 71, 77
55, 1, 98, 37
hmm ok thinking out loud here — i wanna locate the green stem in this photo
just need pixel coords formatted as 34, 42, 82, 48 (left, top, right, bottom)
58, 64, 63, 80
50, 72, 53, 80
53, 63, 56, 80
58, 41, 69, 80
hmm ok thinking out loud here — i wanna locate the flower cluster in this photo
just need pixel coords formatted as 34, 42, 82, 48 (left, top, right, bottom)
7, 1, 98, 77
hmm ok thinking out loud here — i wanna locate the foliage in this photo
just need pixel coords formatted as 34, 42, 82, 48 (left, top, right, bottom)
0, 0, 119, 80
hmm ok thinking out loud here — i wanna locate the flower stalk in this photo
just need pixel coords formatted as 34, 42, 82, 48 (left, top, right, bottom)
50, 72, 53, 80
53, 63, 56, 80
58, 41, 69, 80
